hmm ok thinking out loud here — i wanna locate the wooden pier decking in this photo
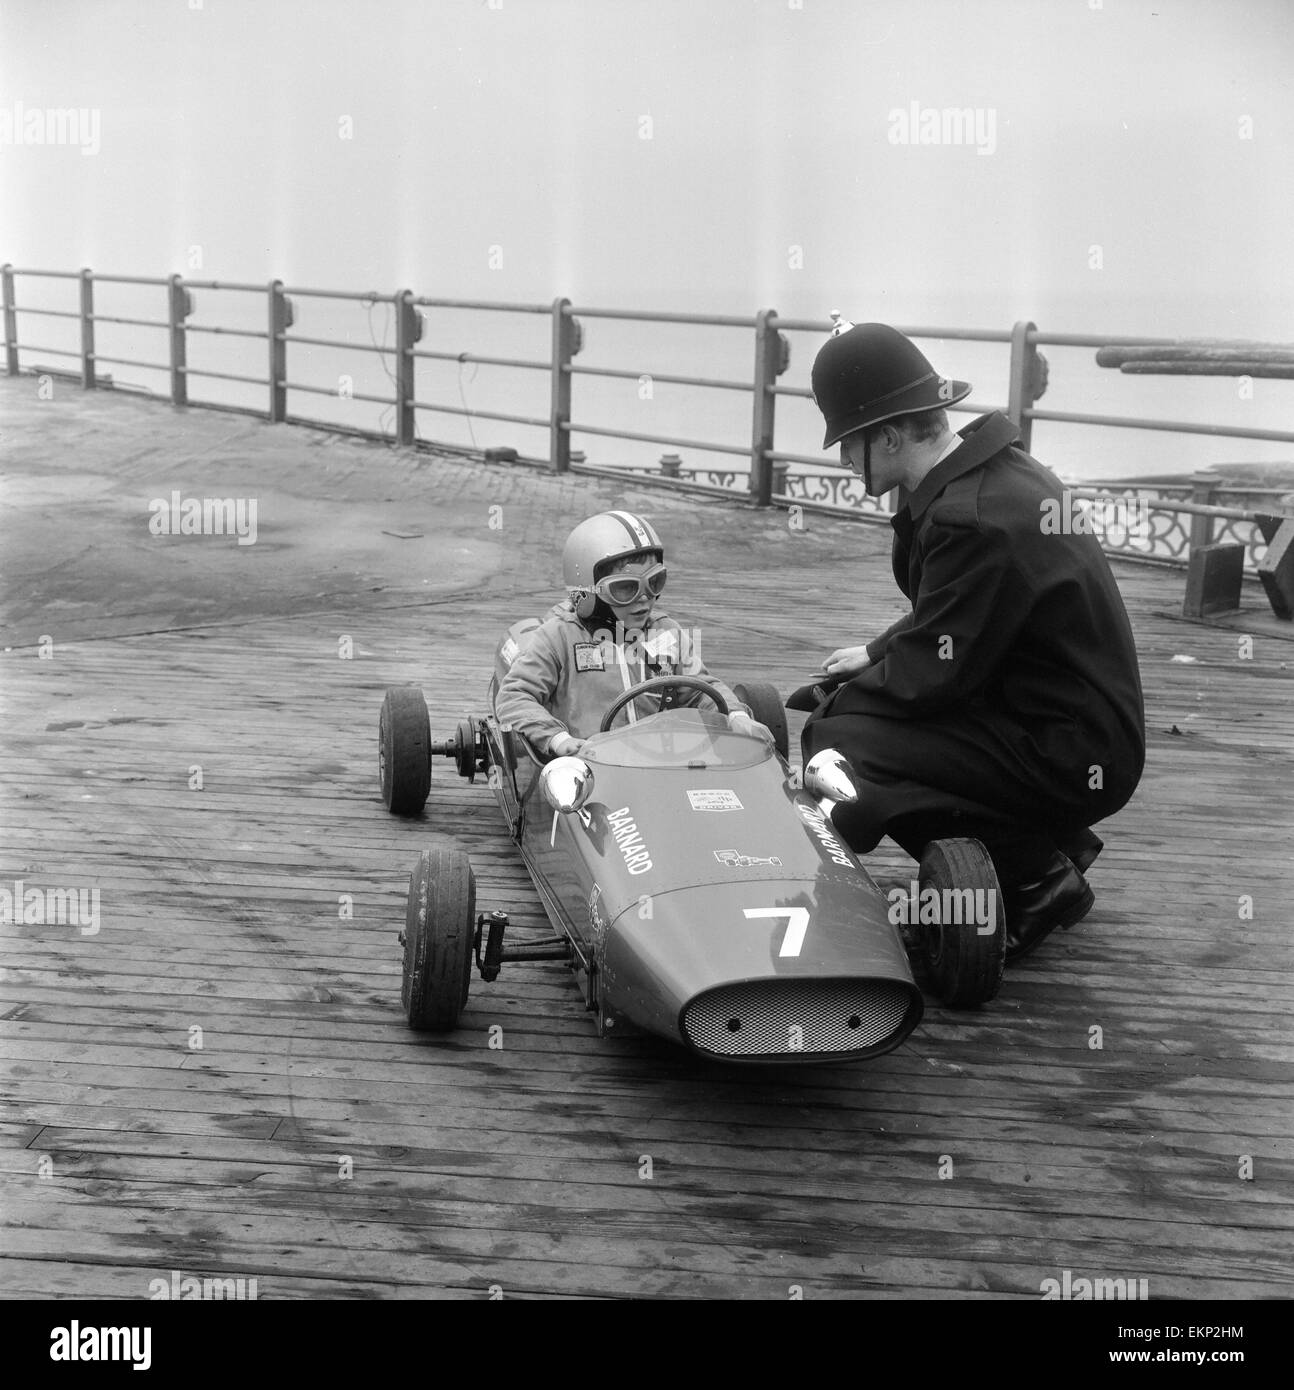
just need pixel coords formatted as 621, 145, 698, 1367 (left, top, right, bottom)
2, 378, 1292, 1301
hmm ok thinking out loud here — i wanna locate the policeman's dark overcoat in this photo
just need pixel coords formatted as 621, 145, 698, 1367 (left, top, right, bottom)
802, 412, 1146, 859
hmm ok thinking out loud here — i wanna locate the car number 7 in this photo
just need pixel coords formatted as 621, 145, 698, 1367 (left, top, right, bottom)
743, 907, 810, 958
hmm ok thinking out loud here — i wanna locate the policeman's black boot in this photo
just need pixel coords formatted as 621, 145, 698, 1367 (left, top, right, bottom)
1004, 852, 1095, 963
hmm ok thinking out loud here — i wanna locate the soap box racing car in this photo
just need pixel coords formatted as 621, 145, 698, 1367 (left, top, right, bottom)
377, 620, 1006, 1064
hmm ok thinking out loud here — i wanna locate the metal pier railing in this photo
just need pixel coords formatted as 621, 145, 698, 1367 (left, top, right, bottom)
3, 264, 1291, 578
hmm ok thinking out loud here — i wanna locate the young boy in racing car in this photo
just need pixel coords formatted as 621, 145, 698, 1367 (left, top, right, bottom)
495, 509, 773, 757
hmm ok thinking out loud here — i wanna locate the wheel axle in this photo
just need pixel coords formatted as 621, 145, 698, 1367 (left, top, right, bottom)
472, 911, 572, 980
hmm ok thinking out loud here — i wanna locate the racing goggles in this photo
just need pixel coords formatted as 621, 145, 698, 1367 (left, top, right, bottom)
593, 562, 668, 606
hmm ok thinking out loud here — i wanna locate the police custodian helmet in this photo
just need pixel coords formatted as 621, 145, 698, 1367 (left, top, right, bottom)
811, 321, 972, 449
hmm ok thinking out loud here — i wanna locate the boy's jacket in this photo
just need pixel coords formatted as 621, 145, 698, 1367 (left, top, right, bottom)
494, 601, 747, 751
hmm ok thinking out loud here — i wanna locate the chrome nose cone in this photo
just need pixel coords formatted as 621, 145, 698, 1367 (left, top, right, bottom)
803, 749, 862, 805
540, 756, 594, 813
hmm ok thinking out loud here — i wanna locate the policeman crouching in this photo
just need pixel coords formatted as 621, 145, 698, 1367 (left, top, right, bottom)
790, 319, 1146, 963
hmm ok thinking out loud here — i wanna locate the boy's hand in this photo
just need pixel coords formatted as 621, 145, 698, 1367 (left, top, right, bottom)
822, 645, 872, 679
549, 732, 586, 758
728, 711, 776, 746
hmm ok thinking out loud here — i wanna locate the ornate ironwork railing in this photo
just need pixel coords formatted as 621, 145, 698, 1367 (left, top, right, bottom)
634, 467, 1283, 571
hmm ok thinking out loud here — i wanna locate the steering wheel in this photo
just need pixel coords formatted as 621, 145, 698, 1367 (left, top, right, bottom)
599, 675, 730, 732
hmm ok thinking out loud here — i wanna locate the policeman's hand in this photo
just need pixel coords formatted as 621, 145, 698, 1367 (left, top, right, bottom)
549, 732, 586, 758
822, 645, 872, 679
728, 711, 776, 747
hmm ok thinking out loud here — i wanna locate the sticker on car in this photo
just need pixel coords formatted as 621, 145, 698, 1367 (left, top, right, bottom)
687, 789, 743, 811
714, 850, 783, 869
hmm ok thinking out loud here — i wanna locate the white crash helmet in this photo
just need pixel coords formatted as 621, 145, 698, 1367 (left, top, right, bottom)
563, 510, 664, 619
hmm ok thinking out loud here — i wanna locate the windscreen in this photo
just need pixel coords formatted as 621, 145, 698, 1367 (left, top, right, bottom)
583, 709, 773, 770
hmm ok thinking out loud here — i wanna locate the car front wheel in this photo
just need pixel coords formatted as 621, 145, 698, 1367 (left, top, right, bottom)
918, 837, 1005, 1008
402, 847, 475, 1030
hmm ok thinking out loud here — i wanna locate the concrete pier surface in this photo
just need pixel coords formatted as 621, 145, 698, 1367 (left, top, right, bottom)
1, 377, 1291, 1299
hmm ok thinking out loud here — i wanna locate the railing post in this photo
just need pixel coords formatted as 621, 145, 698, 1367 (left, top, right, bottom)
168, 273, 190, 406
1007, 319, 1039, 451
1190, 470, 1221, 553
2, 263, 19, 375
79, 267, 96, 388
550, 296, 574, 472
750, 309, 781, 506
268, 279, 291, 422
395, 289, 422, 446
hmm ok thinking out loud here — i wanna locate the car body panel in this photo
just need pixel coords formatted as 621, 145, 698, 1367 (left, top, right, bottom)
597, 879, 922, 1058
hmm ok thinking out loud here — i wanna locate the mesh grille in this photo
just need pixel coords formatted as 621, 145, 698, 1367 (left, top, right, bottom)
682, 979, 914, 1059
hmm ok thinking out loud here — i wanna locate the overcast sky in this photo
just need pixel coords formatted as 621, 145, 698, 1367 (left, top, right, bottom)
2, 0, 1291, 476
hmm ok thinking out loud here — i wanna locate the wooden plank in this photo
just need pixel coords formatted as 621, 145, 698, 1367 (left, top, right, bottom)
4, 1194, 1289, 1295
0, 1257, 488, 1301
4, 1122, 1291, 1219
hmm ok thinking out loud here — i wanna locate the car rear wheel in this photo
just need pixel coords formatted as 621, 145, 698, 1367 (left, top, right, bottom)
732, 681, 789, 761
380, 686, 431, 815
918, 837, 1005, 1008
402, 847, 475, 1030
